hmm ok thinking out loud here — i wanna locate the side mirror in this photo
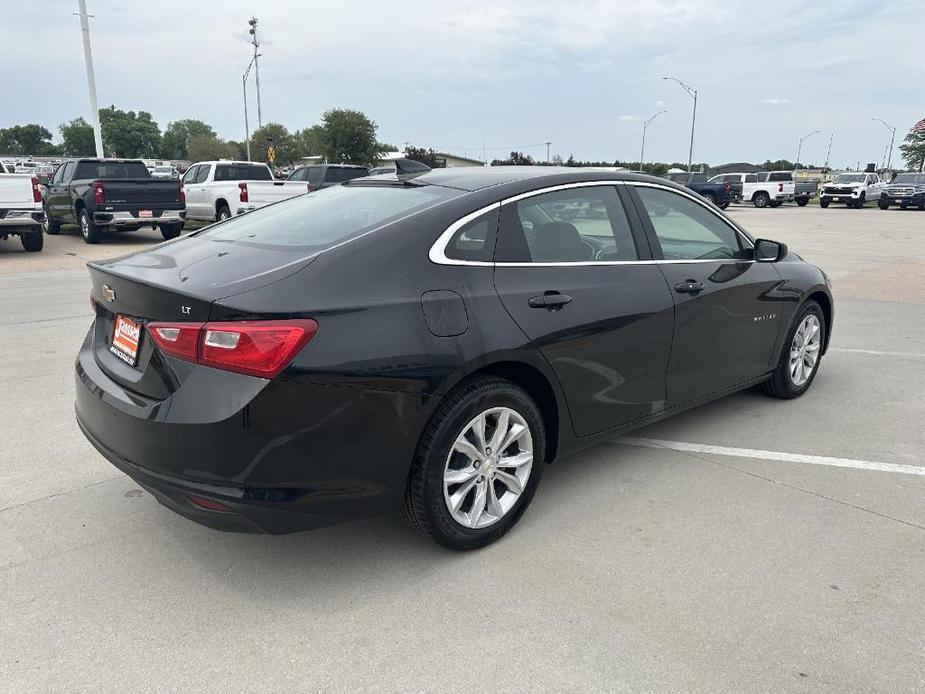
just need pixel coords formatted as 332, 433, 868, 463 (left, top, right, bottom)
754, 238, 787, 262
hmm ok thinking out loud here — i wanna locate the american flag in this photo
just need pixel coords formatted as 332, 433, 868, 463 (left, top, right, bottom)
912, 117, 925, 134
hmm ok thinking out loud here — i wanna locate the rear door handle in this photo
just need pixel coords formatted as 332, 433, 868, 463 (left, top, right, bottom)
674, 280, 704, 294
528, 292, 573, 310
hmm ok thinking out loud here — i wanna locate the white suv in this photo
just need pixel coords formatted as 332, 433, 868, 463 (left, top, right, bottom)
819, 173, 886, 209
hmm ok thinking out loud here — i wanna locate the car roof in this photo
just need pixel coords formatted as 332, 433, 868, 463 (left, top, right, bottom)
402, 166, 669, 192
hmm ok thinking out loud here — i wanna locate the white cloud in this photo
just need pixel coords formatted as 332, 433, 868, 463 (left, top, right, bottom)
654, 100, 665, 107
761, 98, 792, 106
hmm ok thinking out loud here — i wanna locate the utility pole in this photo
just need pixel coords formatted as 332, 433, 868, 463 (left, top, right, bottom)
870, 117, 896, 173
248, 17, 262, 128
662, 77, 697, 172
76, 0, 104, 157
545, 141, 551, 163
796, 130, 820, 172
243, 55, 258, 161
823, 133, 833, 172
639, 110, 668, 172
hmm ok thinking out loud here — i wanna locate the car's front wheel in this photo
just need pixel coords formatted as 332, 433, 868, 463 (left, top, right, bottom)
762, 300, 826, 399
819, 198, 830, 208
404, 377, 545, 550
878, 199, 890, 210
854, 193, 866, 209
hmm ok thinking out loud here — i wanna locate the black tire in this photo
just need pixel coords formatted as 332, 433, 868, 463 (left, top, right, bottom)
753, 192, 770, 208
768, 200, 782, 208
878, 199, 890, 210
796, 198, 809, 207
43, 207, 61, 235
216, 205, 231, 222
161, 223, 183, 240
900, 203, 908, 210
819, 198, 830, 208
853, 193, 865, 209
918, 202, 925, 211
701, 192, 716, 207
718, 201, 730, 210
79, 208, 102, 244
762, 300, 826, 399
20, 231, 43, 252
403, 377, 545, 550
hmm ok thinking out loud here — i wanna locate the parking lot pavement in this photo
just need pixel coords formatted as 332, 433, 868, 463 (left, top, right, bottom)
2, 206, 924, 692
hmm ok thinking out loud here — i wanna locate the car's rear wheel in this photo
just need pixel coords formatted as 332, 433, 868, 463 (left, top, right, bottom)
79, 208, 102, 244
701, 192, 716, 206
919, 201, 925, 211
762, 300, 825, 399
753, 192, 770, 208
796, 198, 809, 207
20, 232, 43, 252
768, 200, 782, 208
404, 377, 545, 550
217, 205, 231, 222
718, 201, 730, 210
161, 223, 183, 240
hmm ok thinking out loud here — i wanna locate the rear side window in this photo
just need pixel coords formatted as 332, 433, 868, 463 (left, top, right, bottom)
767, 172, 791, 182
214, 164, 272, 181
197, 184, 459, 250
497, 186, 638, 263
74, 161, 150, 179
745, 174, 758, 183
324, 167, 368, 183
444, 209, 498, 262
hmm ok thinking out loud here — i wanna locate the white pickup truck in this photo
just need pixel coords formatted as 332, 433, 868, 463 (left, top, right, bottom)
819, 172, 886, 209
0, 174, 45, 252
709, 171, 798, 208
181, 161, 310, 222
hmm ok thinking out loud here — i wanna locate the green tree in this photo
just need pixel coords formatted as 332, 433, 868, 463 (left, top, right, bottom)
59, 118, 96, 156
377, 141, 399, 152
319, 108, 380, 165
404, 146, 439, 167
226, 140, 248, 160
98, 106, 161, 158
187, 134, 238, 163
491, 151, 534, 166
899, 129, 925, 171
249, 122, 300, 165
761, 159, 797, 171
161, 119, 216, 160
0, 124, 57, 155
295, 125, 325, 157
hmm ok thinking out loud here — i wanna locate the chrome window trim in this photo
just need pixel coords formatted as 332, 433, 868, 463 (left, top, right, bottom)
428, 179, 753, 267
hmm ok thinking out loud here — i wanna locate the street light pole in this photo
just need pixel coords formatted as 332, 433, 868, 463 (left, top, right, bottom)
662, 77, 697, 172
545, 141, 551, 163
243, 55, 258, 161
75, 0, 104, 157
796, 130, 820, 171
248, 17, 262, 129
639, 110, 668, 172
871, 117, 896, 173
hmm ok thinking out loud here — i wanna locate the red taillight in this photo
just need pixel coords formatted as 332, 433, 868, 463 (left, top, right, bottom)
31, 176, 42, 203
188, 495, 234, 513
238, 181, 248, 203
93, 180, 105, 205
179, 185, 186, 206
724, 182, 732, 193
778, 182, 784, 193
146, 319, 318, 379
307, 183, 316, 193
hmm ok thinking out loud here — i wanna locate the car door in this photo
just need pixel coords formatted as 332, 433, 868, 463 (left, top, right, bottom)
492, 183, 675, 436
44, 163, 67, 219
868, 174, 885, 200
627, 182, 785, 406
180, 166, 200, 217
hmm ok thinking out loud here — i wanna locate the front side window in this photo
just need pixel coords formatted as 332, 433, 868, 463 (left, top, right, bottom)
497, 186, 638, 263
288, 167, 307, 181
634, 186, 743, 261
194, 165, 211, 184
61, 162, 76, 182
182, 165, 199, 185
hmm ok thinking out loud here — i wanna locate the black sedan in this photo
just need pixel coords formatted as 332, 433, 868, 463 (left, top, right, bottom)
76, 161, 833, 550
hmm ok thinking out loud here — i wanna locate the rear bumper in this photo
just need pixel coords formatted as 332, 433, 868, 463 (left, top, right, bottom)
74, 328, 432, 534
880, 192, 925, 205
93, 209, 186, 227
0, 210, 43, 228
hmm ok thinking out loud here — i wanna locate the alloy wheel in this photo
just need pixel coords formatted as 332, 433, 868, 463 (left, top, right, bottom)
80, 213, 89, 239
443, 407, 533, 529
789, 314, 821, 387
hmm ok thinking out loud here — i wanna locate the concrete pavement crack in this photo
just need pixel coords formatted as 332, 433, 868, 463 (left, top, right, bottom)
0, 473, 127, 514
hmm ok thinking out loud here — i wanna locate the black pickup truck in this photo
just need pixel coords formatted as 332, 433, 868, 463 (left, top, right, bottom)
43, 159, 186, 244
663, 172, 739, 209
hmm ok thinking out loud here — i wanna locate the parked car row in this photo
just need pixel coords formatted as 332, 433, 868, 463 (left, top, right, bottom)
0, 172, 45, 251
706, 171, 815, 208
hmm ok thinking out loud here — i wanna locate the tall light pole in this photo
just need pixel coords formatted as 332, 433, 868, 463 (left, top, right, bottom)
75, 0, 104, 157
242, 54, 258, 161
823, 133, 834, 172
795, 130, 820, 171
662, 77, 697, 172
871, 117, 896, 173
639, 110, 668, 171
248, 17, 262, 129
545, 141, 551, 163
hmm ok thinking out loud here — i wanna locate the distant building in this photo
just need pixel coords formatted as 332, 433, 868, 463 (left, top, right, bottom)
433, 152, 484, 168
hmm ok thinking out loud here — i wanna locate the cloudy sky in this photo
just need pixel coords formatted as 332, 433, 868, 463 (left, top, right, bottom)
6, 0, 924, 167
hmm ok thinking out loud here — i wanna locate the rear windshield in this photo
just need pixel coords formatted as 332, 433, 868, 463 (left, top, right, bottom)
196, 183, 459, 250
834, 174, 865, 183
214, 164, 273, 181
893, 174, 925, 184
325, 167, 368, 183
75, 161, 150, 179
767, 172, 792, 182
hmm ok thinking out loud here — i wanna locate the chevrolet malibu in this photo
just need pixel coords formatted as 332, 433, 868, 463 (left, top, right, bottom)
76, 162, 833, 550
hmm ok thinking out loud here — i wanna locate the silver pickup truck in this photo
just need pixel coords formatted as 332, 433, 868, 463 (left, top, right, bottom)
0, 173, 45, 252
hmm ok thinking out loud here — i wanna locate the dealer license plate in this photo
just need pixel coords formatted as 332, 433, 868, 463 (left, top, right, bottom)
110, 314, 141, 366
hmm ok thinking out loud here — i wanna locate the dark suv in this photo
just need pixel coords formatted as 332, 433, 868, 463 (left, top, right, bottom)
287, 164, 368, 190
